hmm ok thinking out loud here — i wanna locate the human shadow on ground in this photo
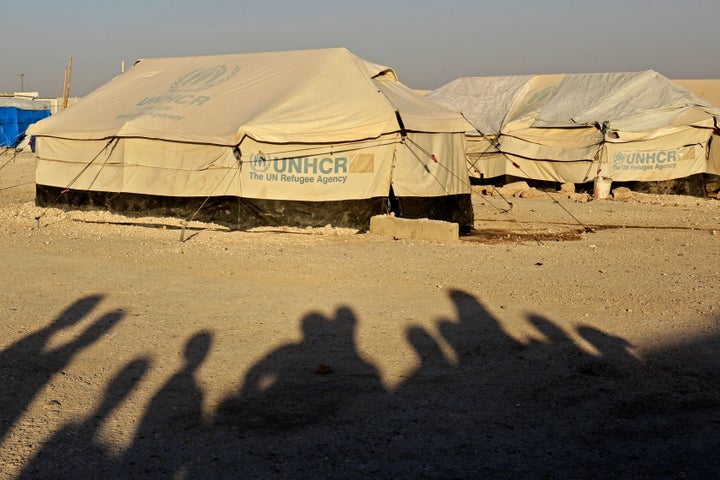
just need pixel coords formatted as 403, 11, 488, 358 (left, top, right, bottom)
0, 294, 124, 442
217, 307, 383, 429
120, 331, 213, 477
18, 358, 150, 479
14, 290, 720, 479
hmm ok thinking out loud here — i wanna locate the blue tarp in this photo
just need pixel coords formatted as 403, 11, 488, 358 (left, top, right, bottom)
0, 99, 51, 147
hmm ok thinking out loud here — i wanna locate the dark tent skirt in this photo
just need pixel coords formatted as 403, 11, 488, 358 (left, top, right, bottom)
35, 185, 474, 232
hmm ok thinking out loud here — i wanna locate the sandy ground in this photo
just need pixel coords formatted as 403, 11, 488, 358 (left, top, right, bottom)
1, 150, 719, 479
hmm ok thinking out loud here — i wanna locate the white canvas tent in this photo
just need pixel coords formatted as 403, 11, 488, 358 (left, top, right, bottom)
427, 71, 720, 184
29, 48, 474, 230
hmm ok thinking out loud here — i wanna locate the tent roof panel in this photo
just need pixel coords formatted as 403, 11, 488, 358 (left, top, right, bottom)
429, 71, 720, 134
29, 48, 408, 145
426, 75, 532, 134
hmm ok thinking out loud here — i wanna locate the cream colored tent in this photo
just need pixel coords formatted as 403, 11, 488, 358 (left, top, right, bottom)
29, 48, 474, 230
427, 71, 720, 184
674, 79, 720, 106
673, 79, 720, 177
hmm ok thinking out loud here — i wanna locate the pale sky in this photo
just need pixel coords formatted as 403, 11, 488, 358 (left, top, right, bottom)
2, 0, 719, 97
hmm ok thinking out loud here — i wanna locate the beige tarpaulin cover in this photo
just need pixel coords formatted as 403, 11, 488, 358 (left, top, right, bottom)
427, 71, 720, 182
29, 48, 472, 202
673, 80, 720, 107
673, 79, 720, 175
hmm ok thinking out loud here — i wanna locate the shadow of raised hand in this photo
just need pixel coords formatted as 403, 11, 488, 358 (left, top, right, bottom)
0, 295, 123, 441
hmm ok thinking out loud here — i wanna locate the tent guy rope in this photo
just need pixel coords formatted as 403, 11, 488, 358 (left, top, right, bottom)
34, 138, 118, 226
459, 113, 594, 234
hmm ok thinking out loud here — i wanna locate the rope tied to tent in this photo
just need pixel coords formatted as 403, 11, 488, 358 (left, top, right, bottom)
403, 136, 439, 164
401, 138, 447, 195
402, 136, 472, 190
459, 113, 594, 234
180, 149, 243, 242
35, 137, 118, 226
507, 159, 594, 233
0, 148, 21, 172
456, 115, 516, 212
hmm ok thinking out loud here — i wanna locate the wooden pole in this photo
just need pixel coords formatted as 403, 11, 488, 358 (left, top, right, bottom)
62, 56, 72, 109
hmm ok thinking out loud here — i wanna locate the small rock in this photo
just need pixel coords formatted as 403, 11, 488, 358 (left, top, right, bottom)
518, 188, 544, 198
560, 182, 575, 194
569, 192, 591, 203
500, 181, 531, 196
612, 187, 634, 200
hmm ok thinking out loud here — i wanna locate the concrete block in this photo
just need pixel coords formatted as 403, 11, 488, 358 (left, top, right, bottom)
369, 215, 459, 243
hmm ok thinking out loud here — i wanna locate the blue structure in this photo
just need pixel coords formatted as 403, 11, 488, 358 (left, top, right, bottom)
0, 97, 51, 147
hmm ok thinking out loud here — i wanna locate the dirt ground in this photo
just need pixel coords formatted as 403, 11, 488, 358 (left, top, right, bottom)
1, 150, 719, 479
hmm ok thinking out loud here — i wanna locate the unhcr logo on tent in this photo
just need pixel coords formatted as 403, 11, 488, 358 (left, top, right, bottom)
248, 152, 350, 185
169, 65, 241, 92
612, 149, 684, 172
250, 153, 270, 173
133, 65, 241, 111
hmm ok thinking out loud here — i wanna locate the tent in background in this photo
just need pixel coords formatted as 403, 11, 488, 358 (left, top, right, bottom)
673, 79, 720, 180
0, 97, 50, 148
674, 79, 720, 106
427, 71, 720, 184
28, 48, 474, 230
